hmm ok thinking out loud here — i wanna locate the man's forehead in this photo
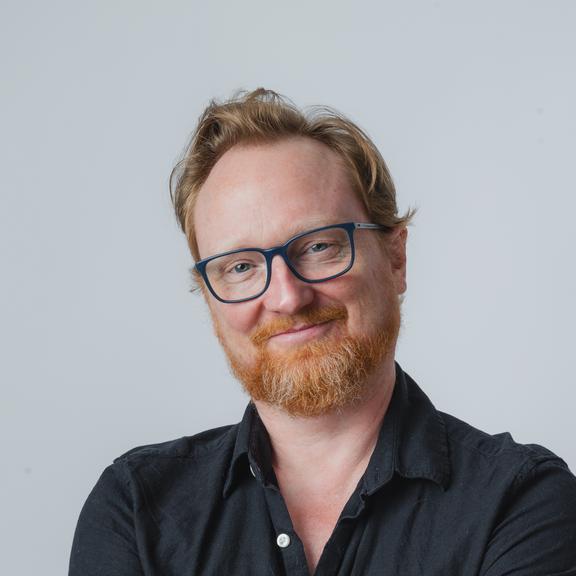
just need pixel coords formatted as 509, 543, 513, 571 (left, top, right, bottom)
193, 139, 367, 258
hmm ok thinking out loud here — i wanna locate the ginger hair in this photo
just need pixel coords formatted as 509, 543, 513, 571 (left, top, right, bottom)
170, 88, 414, 261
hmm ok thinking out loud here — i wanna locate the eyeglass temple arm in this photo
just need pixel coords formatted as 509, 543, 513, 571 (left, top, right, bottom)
354, 223, 389, 231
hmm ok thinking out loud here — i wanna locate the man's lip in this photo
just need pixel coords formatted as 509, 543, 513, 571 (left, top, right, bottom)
271, 321, 329, 338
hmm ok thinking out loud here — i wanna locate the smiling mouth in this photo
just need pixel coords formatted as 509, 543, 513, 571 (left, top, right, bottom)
268, 320, 334, 342
251, 305, 348, 347
274, 322, 320, 335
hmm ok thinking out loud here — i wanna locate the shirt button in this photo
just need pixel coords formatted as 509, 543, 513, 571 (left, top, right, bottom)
276, 533, 291, 548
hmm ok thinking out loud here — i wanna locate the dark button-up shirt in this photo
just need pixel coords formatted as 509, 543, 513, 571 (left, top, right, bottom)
69, 365, 576, 575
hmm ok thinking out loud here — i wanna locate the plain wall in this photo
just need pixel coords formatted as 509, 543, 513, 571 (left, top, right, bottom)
1, 1, 575, 574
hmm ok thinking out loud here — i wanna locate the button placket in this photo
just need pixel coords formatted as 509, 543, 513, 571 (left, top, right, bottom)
262, 485, 309, 575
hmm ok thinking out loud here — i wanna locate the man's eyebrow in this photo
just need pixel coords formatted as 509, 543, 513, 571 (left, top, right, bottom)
281, 219, 337, 240
200, 217, 344, 260
205, 218, 341, 258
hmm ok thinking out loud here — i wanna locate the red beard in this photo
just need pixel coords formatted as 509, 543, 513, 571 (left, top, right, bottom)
215, 299, 401, 417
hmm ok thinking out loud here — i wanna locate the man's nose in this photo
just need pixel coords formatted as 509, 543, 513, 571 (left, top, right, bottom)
262, 255, 315, 314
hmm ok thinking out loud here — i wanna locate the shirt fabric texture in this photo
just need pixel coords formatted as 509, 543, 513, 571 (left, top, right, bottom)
69, 365, 576, 575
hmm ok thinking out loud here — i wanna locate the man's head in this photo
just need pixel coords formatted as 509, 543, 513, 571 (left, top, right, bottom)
170, 90, 413, 417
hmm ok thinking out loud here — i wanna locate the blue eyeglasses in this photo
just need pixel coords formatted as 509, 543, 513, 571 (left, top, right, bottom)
195, 222, 388, 303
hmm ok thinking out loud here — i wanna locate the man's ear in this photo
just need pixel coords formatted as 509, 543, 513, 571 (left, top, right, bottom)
388, 226, 408, 294
190, 266, 205, 296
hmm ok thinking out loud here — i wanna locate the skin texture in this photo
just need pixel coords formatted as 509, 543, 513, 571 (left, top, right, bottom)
193, 137, 408, 572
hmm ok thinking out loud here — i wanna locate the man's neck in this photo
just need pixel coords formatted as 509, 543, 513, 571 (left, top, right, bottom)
253, 357, 397, 487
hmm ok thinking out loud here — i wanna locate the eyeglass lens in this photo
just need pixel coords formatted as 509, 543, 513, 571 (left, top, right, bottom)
204, 226, 352, 301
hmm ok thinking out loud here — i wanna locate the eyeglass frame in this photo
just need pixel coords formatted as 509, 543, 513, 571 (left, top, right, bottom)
194, 221, 389, 304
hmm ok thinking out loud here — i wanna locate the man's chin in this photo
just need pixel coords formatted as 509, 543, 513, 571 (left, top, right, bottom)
231, 330, 396, 418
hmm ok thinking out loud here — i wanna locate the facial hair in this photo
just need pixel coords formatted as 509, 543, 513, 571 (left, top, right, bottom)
214, 298, 401, 418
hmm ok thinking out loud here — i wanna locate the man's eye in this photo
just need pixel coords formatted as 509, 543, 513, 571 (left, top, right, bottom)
230, 262, 252, 274
309, 242, 330, 253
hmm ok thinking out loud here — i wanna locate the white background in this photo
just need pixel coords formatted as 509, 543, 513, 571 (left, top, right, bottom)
1, 1, 575, 574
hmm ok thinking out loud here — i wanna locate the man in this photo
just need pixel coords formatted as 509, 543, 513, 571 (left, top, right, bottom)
70, 89, 576, 575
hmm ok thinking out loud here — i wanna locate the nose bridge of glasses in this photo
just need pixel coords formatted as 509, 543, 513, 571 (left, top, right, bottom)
266, 245, 301, 281
262, 249, 315, 312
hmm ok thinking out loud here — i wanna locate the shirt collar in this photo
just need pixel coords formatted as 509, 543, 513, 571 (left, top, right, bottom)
222, 363, 450, 498
361, 363, 450, 494
223, 402, 270, 498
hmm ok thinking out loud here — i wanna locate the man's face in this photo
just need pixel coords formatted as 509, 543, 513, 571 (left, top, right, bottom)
194, 137, 407, 416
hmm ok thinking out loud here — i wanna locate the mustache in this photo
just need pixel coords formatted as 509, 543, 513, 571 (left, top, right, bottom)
251, 305, 348, 347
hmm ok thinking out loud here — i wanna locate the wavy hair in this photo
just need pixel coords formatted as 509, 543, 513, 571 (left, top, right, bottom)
170, 88, 415, 261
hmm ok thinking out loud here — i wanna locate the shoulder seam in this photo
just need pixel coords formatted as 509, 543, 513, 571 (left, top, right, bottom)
512, 452, 569, 488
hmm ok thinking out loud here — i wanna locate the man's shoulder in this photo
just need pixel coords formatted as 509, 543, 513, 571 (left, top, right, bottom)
113, 422, 240, 466
433, 411, 576, 572
401, 368, 570, 482
439, 409, 569, 481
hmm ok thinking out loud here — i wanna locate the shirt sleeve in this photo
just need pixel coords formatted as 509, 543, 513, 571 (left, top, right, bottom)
69, 462, 145, 576
480, 456, 576, 576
